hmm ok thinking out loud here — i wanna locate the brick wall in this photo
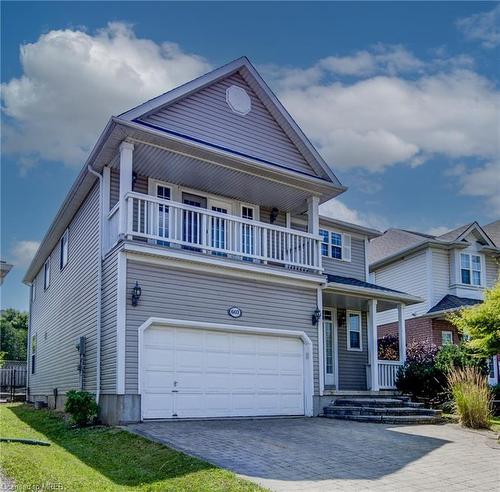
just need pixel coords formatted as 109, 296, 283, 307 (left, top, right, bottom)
431, 319, 462, 346
378, 317, 433, 344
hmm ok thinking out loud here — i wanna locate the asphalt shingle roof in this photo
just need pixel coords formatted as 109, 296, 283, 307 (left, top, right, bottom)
427, 294, 482, 314
483, 220, 500, 248
436, 223, 474, 242
325, 274, 408, 295
368, 229, 431, 264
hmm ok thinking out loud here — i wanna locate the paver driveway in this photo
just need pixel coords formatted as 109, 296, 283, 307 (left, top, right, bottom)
127, 418, 499, 491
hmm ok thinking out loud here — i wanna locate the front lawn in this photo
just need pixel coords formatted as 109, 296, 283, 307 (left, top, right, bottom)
0, 404, 263, 491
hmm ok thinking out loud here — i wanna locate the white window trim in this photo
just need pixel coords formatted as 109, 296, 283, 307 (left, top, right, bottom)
458, 252, 483, 287
60, 229, 69, 270
441, 331, 453, 345
31, 280, 36, 303
346, 309, 362, 351
319, 228, 351, 262
43, 257, 51, 290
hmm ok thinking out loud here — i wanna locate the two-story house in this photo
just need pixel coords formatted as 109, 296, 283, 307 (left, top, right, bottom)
24, 57, 421, 424
370, 221, 500, 385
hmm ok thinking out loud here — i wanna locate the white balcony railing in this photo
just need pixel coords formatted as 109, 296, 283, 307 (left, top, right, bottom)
377, 360, 403, 389
124, 192, 322, 272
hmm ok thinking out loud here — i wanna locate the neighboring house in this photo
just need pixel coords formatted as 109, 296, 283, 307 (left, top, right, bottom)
24, 57, 421, 425
0, 259, 13, 285
370, 221, 500, 385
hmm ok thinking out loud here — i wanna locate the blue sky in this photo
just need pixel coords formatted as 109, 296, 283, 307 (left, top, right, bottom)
1, 1, 499, 311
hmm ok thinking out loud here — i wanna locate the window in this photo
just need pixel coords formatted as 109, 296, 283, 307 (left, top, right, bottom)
319, 229, 351, 261
31, 281, 36, 303
60, 229, 69, 269
31, 334, 37, 374
460, 253, 482, 286
347, 311, 362, 351
488, 357, 495, 379
43, 258, 51, 290
442, 331, 453, 345
241, 206, 254, 220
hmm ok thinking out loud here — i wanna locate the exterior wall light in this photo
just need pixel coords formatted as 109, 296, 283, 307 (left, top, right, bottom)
131, 281, 142, 307
270, 207, 279, 224
312, 307, 321, 326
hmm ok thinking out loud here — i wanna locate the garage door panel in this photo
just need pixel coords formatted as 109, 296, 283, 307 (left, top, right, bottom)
142, 325, 305, 419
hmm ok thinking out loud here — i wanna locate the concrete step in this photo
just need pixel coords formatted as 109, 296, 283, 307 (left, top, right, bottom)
324, 406, 441, 417
333, 398, 410, 408
325, 414, 442, 425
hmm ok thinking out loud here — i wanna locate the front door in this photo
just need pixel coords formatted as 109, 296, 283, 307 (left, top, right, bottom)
182, 192, 207, 249
323, 309, 336, 387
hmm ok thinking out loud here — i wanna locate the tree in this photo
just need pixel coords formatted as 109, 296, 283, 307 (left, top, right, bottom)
448, 282, 500, 357
0, 308, 28, 361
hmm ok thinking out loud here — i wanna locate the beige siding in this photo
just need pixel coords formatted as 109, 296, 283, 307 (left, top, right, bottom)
485, 255, 499, 288
125, 260, 319, 394
29, 185, 99, 395
374, 250, 428, 325
431, 248, 450, 306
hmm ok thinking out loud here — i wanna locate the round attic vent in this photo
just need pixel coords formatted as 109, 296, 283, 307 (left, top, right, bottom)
225, 85, 251, 115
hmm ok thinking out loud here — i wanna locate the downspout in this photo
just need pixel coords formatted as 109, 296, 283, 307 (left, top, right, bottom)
88, 165, 103, 405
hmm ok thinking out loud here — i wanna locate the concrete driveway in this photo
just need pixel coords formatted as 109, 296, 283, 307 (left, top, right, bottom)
127, 418, 499, 491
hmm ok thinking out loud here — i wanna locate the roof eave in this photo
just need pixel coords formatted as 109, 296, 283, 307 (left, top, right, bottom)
319, 216, 381, 239
325, 281, 424, 305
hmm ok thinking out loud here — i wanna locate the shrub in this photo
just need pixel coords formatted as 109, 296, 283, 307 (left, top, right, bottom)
378, 335, 399, 361
435, 343, 488, 375
64, 390, 98, 426
491, 383, 500, 400
448, 367, 492, 429
396, 339, 446, 402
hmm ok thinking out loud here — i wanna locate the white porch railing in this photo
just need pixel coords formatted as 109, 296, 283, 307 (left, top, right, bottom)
124, 192, 322, 272
377, 360, 403, 389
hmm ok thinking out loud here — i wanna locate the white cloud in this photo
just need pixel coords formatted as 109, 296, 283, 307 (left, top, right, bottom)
457, 5, 500, 48
320, 198, 388, 231
454, 159, 500, 214
10, 241, 40, 267
277, 68, 499, 172
1, 22, 211, 166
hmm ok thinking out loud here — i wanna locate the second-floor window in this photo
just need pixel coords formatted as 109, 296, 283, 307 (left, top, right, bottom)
60, 229, 69, 270
43, 258, 51, 290
460, 253, 481, 286
320, 229, 351, 261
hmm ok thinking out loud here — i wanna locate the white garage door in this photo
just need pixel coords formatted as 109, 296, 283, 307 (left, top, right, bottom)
142, 325, 305, 419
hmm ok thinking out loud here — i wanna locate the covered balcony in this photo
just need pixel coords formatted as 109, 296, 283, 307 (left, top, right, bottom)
101, 126, 343, 274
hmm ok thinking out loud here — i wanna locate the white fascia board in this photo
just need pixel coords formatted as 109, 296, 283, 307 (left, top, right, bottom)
456, 222, 495, 247
325, 282, 424, 305
369, 240, 467, 272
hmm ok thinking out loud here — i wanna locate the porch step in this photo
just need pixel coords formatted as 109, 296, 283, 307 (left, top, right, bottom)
333, 398, 416, 408
323, 397, 441, 424
324, 406, 441, 417
329, 415, 442, 425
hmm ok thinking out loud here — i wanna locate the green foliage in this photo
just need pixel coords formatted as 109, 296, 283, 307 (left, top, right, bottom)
448, 367, 492, 429
378, 335, 399, 361
0, 308, 28, 361
448, 282, 500, 356
434, 343, 488, 375
0, 351, 6, 368
491, 383, 500, 400
396, 340, 488, 403
64, 391, 98, 426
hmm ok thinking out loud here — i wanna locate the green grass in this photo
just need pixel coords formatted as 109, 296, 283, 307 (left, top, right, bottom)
0, 404, 264, 491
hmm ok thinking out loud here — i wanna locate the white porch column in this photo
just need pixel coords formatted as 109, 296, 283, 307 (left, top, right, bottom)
307, 196, 320, 234
398, 303, 407, 363
317, 286, 324, 396
368, 299, 379, 391
118, 141, 134, 237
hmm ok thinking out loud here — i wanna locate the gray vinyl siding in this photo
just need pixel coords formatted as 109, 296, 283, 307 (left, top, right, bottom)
29, 184, 99, 396
322, 237, 367, 281
125, 260, 319, 394
100, 248, 119, 393
110, 169, 148, 209
337, 309, 369, 390
138, 72, 317, 177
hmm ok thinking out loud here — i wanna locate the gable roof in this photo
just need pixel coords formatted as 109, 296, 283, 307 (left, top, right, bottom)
427, 294, 482, 315
368, 229, 432, 264
436, 223, 474, 242
119, 56, 343, 188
